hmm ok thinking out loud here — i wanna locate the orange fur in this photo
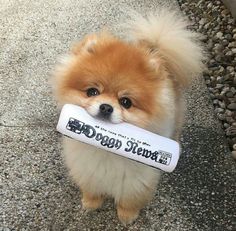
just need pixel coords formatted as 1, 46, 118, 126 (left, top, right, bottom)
54, 33, 168, 128
81, 190, 104, 211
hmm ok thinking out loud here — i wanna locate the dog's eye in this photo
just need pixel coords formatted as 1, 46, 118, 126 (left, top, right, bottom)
87, 88, 100, 97
119, 97, 132, 109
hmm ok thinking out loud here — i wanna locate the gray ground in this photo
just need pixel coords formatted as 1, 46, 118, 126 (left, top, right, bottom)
0, 0, 235, 230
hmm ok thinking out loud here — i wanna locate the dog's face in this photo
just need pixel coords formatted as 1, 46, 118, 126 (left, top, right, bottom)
53, 33, 169, 128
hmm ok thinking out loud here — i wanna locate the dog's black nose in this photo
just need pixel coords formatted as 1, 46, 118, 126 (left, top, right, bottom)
99, 104, 113, 117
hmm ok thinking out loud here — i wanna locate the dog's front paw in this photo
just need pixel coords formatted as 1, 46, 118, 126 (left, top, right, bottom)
81, 193, 104, 212
117, 205, 139, 226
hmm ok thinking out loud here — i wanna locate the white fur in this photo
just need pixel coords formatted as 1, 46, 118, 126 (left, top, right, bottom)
122, 9, 205, 87
54, 54, 77, 77
148, 79, 176, 137
63, 137, 160, 202
50, 54, 77, 106
58, 54, 76, 66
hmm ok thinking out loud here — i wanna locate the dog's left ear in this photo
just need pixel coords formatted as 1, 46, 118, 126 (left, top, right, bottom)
71, 34, 97, 55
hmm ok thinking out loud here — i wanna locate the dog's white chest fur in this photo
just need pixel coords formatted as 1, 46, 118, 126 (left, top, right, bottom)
63, 137, 160, 202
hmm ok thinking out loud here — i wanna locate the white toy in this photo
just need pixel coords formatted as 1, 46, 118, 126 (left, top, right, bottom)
57, 104, 180, 172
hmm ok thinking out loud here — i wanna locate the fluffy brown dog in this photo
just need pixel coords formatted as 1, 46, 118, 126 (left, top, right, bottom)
52, 9, 204, 225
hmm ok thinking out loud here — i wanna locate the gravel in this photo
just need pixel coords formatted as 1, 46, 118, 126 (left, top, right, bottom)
178, 0, 236, 156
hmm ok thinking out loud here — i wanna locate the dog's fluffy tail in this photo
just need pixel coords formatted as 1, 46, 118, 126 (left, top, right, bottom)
122, 9, 205, 87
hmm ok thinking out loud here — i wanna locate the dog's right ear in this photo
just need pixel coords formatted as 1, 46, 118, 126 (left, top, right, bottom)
71, 34, 97, 55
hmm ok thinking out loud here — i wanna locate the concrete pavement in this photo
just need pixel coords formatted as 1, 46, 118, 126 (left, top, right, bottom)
0, 0, 235, 230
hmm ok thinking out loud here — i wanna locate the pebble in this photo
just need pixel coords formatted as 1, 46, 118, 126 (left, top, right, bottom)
231, 87, 236, 94
224, 123, 230, 129
226, 66, 234, 73
233, 144, 236, 150
215, 44, 224, 51
215, 55, 223, 62
216, 32, 223, 39
216, 76, 223, 83
216, 84, 224, 89
227, 103, 236, 110
234, 77, 236, 85
218, 114, 226, 120
215, 108, 224, 113
232, 151, 236, 159
219, 101, 226, 109
228, 42, 236, 48
207, 2, 213, 8
223, 40, 229, 47
225, 109, 233, 117
232, 49, 236, 54
217, 67, 225, 74
226, 91, 234, 98
210, 93, 215, 99
226, 51, 233, 57
225, 34, 232, 41
226, 116, 234, 124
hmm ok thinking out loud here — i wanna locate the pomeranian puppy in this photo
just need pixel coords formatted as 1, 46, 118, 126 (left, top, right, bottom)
52, 9, 204, 225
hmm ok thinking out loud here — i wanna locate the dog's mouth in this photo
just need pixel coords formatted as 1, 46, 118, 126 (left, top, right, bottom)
96, 113, 112, 122
95, 113, 123, 124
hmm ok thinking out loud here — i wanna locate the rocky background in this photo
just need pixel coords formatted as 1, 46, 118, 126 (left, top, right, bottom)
178, 0, 236, 157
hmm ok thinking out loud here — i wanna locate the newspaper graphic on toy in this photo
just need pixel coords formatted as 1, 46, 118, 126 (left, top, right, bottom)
57, 104, 180, 172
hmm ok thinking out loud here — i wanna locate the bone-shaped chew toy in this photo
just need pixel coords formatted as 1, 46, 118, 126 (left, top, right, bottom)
57, 104, 180, 172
